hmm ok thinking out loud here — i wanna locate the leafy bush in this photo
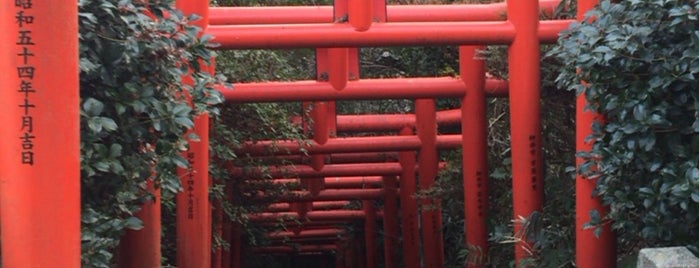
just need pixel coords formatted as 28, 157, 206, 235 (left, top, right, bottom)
551, 0, 699, 248
79, 0, 222, 266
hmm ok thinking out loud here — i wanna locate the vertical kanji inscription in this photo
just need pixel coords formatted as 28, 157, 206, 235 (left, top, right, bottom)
14, 0, 36, 165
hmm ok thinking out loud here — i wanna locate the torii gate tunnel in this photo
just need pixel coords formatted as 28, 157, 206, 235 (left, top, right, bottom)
0, 0, 617, 267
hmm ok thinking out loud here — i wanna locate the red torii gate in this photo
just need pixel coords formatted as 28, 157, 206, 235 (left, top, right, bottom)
0, 0, 615, 267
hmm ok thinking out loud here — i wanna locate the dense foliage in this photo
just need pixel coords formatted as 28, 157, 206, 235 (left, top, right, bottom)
551, 0, 699, 250
78, 0, 222, 266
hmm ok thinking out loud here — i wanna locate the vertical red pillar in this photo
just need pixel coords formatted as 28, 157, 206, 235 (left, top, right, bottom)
320, 254, 331, 268
363, 200, 377, 268
375, 3, 393, 266
309, 45, 333, 212
357, 236, 367, 268
415, 99, 444, 267
119, 180, 162, 268
398, 126, 420, 268
382, 176, 399, 268
0, 1, 81, 267
460, 46, 489, 267
335, 240, 346, 268
575, 0, 616, 267
175, 0, 212, 267
310, 101, 329, 195
212, 197, 223, 268
328, 0, 351, 91
348, 0, 373, 31
231, 222, 242, 268
328, 48, 349, 91
221, 181, 233, 268
344, 239, 357, 268
327, 101, 338, 136
176, 115, 211, 268
507, 0, 543, 264
335, 249, 344, 268
296, 102, 313, 218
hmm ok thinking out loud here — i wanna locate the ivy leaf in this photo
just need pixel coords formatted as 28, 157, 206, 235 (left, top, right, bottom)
686, 167, 699, 183
100, 117, 118, 131
174, 117, 194, 128
594, 226, 603, 239
171, 155, 189, 169
691, 193, 699, 203
109, 144, 122, 158
87, 117, 103, 133
123, 217, 144, 230
93, 161, 110, 172
83, 98, 104, 116
491, 168, 509, 180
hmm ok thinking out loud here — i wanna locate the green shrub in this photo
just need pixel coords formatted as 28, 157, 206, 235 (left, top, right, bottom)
550, 0, 699, 249
79, 0, 222, 266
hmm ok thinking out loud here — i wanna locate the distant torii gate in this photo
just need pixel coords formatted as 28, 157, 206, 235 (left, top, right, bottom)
0, 0, 615, 267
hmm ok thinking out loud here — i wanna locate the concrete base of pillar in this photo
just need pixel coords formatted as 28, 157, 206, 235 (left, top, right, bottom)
637, 247, 699, 268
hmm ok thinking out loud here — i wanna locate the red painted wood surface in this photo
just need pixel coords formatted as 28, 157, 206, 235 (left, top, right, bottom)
0, 1, 80, 267
363, 200, 378, 268
382, 176, 400, 268
175, 1, 212, 267
416, 99, 445, 267
208, 0, 561, 25
219, 77, 509, 102
119, 181, 162, 268
460, 45, 490, 267
507, 0, 544, 265
398, 127, 420, 268
267, 201, 352, 212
